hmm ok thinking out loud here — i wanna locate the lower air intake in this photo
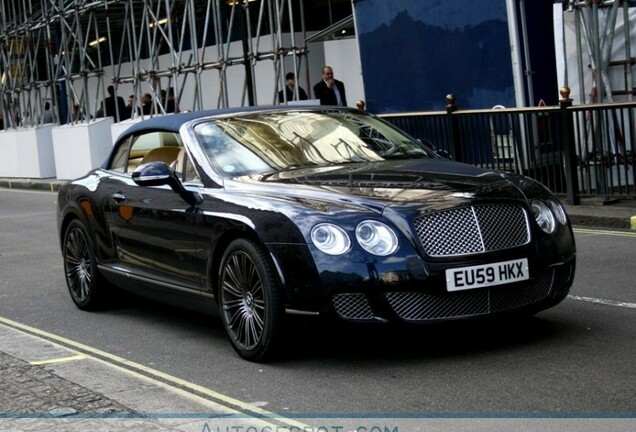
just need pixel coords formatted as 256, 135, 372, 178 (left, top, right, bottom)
332, 293, 374, 320
385, 270, 554, 321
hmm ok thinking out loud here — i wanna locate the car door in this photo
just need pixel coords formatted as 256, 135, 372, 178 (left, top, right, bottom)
101, 131, 203, 294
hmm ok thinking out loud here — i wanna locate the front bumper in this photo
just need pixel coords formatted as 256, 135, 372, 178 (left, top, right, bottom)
268, 239, 576, 323
331, 258, 575, 322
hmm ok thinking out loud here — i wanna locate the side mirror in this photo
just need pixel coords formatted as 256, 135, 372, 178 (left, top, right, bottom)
436, 149, 453, 159
132, 161, 200, 206
132, 161, 173, 186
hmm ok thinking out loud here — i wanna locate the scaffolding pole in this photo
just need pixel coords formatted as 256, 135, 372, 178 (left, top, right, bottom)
0, 0, 308, 128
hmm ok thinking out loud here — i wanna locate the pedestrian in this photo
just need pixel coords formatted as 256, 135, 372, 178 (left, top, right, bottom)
10, 99, 21, 126
313, 66, 347, 106
141, 93, 153, 115
98, 85, 128, 122
278, 72, 308, 104
125, 94, 140, 118
42, 102, 54, 123
165, 87, 179, 113
356, 100, 366, 111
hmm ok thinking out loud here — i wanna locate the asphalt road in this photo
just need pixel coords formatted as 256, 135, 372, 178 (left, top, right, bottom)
0, 188, 634, 416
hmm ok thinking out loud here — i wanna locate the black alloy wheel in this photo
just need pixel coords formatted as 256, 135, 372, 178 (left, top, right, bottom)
63, 219, 106, 310
218, 239, 283, 361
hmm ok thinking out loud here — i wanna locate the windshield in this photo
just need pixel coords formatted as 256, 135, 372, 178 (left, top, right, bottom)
193, 110, 435, 177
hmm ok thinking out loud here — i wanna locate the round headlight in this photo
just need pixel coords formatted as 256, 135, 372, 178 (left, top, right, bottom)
355, 220, 399, 256
548, 199, 567, 225
311, 223, 351, 255
531, 200, 556, 234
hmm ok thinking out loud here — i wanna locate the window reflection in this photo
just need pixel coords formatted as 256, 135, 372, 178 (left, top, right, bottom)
194, 110, 432, 177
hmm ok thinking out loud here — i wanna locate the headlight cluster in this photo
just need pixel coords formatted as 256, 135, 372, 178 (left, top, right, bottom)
311, 221, 399, 256
310, 224, 351, 255
531, 199, 568, 234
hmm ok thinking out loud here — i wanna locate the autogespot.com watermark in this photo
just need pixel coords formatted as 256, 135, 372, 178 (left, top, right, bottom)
200, 425, 398, 432
1, 414, 635, 432
0, 415, 401, 432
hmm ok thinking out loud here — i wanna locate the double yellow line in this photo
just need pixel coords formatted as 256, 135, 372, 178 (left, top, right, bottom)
573, 227, 636, 238
0, 315, 308, 429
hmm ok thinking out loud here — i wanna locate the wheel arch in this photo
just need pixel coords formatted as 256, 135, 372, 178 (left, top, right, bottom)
208, 227, 286, 303
59, 210, 82, 250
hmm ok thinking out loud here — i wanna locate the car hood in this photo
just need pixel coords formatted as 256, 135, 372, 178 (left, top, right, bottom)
228, 159, 530, 214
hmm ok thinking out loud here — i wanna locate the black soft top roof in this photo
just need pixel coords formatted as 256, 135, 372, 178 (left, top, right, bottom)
117, 104, 348, 139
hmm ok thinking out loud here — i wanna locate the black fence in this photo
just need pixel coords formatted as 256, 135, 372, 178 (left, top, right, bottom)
380, 94, 636, 205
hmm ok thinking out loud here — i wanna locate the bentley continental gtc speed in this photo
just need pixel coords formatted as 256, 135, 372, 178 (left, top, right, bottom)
56, 107, 576, 361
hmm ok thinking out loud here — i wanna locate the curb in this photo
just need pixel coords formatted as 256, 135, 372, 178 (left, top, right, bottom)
567, 214, 632, 230
0, 178, 67, 192
563, 202, 636, 231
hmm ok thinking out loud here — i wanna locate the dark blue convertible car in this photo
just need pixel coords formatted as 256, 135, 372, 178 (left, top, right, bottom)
57, 107, 576, 361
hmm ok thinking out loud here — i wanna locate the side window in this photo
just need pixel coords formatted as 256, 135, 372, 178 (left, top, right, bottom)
126, 131, 182, 174
110, 136, 133, 172
110, 131, 185, 176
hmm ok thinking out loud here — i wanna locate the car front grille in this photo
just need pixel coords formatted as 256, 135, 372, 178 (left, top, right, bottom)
331, 262, 573, 322
385, 270, 553, 321
413, 204, 530, 257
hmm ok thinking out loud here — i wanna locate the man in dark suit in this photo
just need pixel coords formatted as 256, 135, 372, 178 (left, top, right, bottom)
278, 72, 308, 103
313, 66, 347, 106
100, 85, 128, 122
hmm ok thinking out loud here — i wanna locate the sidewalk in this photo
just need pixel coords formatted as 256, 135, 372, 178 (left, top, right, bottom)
1, 177, 635, 230
0, 320, 292, 431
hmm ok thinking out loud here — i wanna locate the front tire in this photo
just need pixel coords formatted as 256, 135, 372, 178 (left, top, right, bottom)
63, 219, 107, 310
218, 239, 283, 361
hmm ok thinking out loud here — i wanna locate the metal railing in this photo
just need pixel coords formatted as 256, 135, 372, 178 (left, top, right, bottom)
380, 90, 636, 204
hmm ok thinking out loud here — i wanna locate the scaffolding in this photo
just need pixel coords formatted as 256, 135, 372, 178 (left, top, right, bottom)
0, 0, 310, 129
560, 0, 635, 196
562, 0, 634, 104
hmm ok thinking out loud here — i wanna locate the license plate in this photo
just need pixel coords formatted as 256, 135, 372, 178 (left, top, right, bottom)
446, 258, 529, 292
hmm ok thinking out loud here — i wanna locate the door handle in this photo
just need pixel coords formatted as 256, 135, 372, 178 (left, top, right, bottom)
112, 192, 126, 203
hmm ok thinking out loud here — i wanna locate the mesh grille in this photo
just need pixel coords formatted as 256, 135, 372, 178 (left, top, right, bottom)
413, 207, 483, 256
413, 205, 530, 257
474, 205, 529, 251
332, 293, 374, 320
490, 270, 553, 312
385, 270, 554, 321
385, 290, 489, 320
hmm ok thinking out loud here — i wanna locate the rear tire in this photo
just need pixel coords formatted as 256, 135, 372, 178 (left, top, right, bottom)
218, 239, 283, 361
63, 219, 107, 310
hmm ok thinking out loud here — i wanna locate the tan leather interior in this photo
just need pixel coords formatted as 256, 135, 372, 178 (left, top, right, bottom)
140, 146, 182, 165
174, 148, 186, 173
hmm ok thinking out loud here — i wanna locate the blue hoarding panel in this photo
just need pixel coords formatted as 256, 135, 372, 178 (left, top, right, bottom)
355, 0, 515, 113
